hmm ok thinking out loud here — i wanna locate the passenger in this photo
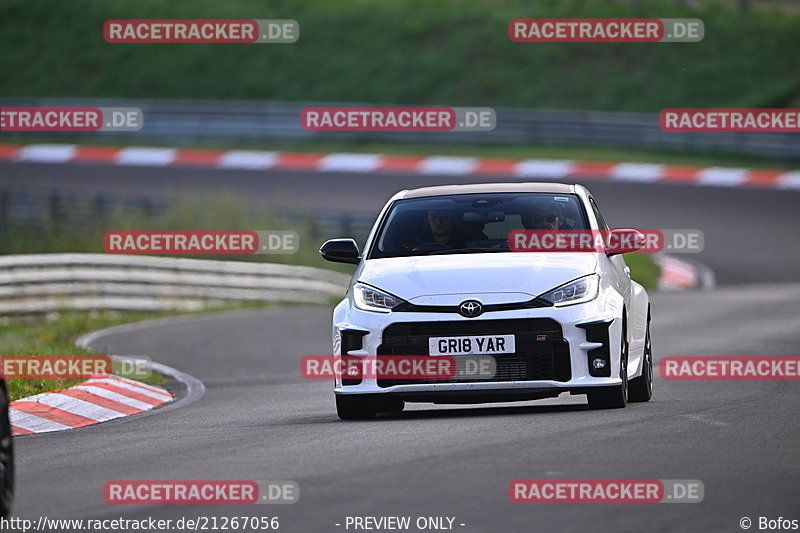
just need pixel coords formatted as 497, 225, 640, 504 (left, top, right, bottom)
521, 201, 567, 230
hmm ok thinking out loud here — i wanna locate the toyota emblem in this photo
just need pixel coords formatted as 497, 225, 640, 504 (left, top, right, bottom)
458, 300, 484, 318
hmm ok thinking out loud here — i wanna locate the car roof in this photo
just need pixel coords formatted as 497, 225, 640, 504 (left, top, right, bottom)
399, 182, 576, 199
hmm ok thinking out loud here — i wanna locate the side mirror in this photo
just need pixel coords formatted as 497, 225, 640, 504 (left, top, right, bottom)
606, 229, 647, 256
320, 239, 361, 265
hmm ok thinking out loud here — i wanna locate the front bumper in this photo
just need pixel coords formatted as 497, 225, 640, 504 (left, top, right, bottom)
332, 294, 624, 400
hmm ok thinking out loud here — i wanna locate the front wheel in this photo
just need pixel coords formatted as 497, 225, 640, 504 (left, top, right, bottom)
629, 317, 653, 403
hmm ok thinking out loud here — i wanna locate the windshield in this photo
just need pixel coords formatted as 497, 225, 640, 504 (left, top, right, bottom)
369, 192, 589, 258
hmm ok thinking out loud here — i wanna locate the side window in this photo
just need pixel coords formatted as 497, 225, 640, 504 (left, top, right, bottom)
589, 198, 610, 230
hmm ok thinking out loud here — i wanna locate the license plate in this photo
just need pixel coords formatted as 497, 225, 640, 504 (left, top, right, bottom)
429, 335, 515, 356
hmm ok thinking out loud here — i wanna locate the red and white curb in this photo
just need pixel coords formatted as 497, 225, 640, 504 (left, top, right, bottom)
9, 373, 173, 435
1, 143, 798, 190
656, 254, 715, 292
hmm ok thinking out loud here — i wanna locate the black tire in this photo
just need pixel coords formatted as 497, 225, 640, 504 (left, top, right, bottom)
0, 382, 14, 518
336, 395, 377, 420
587, 328, 629, 410
629, 316, 654, 403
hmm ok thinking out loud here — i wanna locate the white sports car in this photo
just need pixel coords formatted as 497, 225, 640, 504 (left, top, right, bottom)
320, 183, 653, 419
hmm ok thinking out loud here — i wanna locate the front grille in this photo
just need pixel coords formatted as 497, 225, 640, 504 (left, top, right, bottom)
392, 297, 552, 314
377, 319, 571, 387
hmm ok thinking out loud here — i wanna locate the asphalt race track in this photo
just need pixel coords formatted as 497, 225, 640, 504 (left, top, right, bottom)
9, 163, 800, 532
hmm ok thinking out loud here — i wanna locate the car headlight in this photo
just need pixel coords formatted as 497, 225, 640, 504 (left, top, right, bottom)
539, 274, 600, 307
353, 283, 405, 312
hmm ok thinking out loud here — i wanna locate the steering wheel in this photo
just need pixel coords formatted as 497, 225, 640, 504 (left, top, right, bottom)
411, 242, 452, 252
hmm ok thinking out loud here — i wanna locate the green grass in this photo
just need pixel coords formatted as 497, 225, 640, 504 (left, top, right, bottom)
623, 253, 661, 289
0, 0, 798, 112
1, 311, 163, 402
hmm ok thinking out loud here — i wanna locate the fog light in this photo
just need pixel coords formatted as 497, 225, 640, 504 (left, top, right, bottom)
592, 358, 607, 370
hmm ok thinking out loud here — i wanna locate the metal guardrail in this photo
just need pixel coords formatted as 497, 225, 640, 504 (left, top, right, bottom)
2, 98, 798, 159
0, 253, 351, 315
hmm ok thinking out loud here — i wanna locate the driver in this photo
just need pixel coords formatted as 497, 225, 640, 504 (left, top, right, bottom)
425, 209, 467, 247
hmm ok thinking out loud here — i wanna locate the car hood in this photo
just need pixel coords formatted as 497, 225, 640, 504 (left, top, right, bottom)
358, 253, 598, 303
